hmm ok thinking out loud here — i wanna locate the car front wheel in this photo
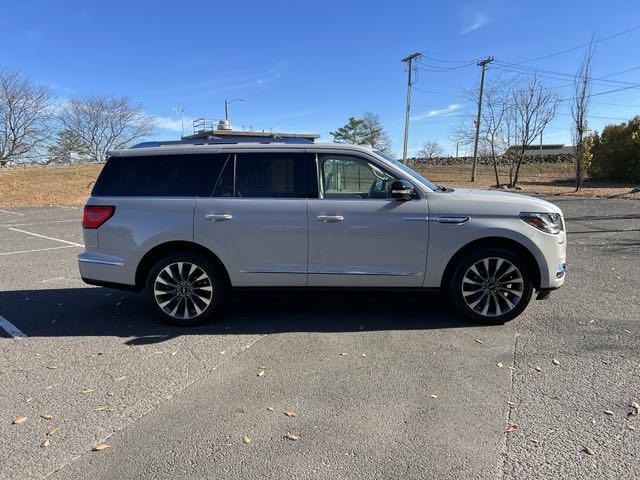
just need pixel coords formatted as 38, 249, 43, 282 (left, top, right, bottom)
447, 248, 533, 325
145, 253, 226, 326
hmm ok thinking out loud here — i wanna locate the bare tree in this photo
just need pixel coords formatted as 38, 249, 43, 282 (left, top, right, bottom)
571, 41, 595, 191
418, 141, 444, 160
361, 112, 392, 153
0, 69, 54, 166
510, 76, 560, 187
59, 95, 154, 162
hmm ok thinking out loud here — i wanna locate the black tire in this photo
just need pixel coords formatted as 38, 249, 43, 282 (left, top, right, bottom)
446, 247, 533, 325
145, 252, 227, 326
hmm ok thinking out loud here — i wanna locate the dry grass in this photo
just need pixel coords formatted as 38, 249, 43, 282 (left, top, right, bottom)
0, 164, 102, 206
0, 162, 638, 207
414, 163, 640, 199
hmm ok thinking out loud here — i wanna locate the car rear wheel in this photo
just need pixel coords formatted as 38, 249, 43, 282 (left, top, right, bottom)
145, 253, 227, 326
447, 247, 533, 325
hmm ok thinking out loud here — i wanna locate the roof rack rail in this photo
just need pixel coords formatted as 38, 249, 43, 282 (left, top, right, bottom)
132, 136, 314, 149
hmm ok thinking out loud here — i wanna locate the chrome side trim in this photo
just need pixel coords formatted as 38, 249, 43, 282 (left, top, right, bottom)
239, 269, 307, 274
401, 216, 430, 221
431, 216, 470, 225
308, 270, 422, 276
78, 258, 124, 267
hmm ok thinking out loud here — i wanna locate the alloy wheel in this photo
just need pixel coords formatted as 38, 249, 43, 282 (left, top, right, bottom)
461, 257, 524, 317
153, 262, 213, 320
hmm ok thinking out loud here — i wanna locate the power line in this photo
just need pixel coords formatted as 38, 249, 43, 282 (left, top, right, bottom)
493, 60, 637, 86
514, 25, 640, 64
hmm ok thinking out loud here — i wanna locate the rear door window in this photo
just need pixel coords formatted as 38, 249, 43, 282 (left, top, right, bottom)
230, 152, 317, 198
93, 154, 226, 197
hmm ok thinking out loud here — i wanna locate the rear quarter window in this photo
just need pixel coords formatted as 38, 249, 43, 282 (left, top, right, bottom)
92, 154, 227, 197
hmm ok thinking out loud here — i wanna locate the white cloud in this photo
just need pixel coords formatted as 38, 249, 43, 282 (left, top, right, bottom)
460, 13, 489, 34
154, 115, 194, 133
412, 104, 462, 121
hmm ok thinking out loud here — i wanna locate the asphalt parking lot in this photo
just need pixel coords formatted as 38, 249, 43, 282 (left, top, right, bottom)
0, 197, 638, 480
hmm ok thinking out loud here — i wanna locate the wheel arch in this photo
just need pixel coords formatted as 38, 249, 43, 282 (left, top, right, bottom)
135, 241, 231, 289
440, 236, 542, 290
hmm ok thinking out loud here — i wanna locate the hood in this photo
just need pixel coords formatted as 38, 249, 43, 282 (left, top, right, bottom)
429, 188, 562, 216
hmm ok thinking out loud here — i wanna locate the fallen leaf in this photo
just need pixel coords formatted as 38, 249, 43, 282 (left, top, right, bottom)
552, 359, 560, 366
506, 424, 518, 433
582, 446, 595, 455
362, 353, 367, 357
257, 370, 265, 377
604, 410, 614, 416
46, 427, 59, 436
624, 329, 631, 334
94, 406, 107, 411
40, 439, 50, 448
47, 365, 58, 370
629, 402, 640, 416
243, 435, 252, 444
40, 414, 53, 420
81, 389, 95, 394
92, 443, 110, 451
628, 425, 636, 431
474, 339, 484, 344
219, 351, 226, 355
339, 353, 348, 356
285, 433, 300, 441
530, 438, 540, 444
266, 406, 274, 412
430, 394, 438, 399
284, 411, 297, 418
496, 362, 504, 368
97, 351, 104, 356
114, 376, 127, 382
13, 417, 27, 425
106, 391, 115, 397
534, 367, 543, 372
170, 351, 177, 356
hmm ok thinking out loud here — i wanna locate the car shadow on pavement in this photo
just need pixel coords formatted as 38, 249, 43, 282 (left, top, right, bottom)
0, 287, 476, 343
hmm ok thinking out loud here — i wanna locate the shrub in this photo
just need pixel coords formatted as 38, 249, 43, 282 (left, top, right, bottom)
589, 116, 640, 183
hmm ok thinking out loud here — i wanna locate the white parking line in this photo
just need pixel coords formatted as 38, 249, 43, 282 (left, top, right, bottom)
0, 245, 79, 256
0, 209, 24, 216
7, 227, 84, 247
0, 219, 78, 227
0, 315, 27, 339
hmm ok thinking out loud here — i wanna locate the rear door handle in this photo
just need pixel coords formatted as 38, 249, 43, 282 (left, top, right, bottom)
205, 213, 233, 222
316, 215, 344, 222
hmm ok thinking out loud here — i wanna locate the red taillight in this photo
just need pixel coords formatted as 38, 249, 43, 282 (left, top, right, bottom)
82, 205, 115, 229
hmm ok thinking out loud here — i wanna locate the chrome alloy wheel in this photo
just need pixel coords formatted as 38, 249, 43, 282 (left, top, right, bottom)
461, 257, 524, 317
153, 262, 213, 320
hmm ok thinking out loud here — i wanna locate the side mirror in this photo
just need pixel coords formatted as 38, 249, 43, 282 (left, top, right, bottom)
389, 180, 415, 201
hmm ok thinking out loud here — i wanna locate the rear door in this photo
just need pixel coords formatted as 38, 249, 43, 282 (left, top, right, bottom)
307, 153, 430, 287
194, 151, 316, 287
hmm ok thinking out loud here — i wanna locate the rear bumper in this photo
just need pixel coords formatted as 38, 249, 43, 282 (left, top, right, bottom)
81, 276, 141, 291
78, 250, 137, 287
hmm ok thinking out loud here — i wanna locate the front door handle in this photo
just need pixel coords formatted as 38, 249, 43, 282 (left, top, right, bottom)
205, 213, 233, 222
316, 215, 344, 222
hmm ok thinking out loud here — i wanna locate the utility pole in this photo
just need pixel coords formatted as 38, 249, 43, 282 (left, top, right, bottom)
471, 56, 494, 181
401, 52, 422, 163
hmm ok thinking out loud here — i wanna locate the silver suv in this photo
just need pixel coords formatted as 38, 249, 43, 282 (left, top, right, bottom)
79, 142, 566, 326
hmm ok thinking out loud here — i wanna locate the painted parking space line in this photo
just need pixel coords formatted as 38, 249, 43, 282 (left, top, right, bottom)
0, 245, 79, 256
0, 219, 78, 228
7, 227, 84, 247
0, 209, 24, 216
0, 315, 27, 339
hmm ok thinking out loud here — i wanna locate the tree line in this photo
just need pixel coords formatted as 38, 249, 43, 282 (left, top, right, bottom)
0, 68, 153, 166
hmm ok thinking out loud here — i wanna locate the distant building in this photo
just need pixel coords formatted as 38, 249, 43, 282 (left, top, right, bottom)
503, 144, 576, 156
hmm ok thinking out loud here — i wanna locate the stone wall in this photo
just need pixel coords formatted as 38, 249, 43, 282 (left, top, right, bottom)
408, 153, 575, 166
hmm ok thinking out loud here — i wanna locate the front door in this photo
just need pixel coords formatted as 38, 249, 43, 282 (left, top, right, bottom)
307, 153, 430, 287
194, 152, 316, 287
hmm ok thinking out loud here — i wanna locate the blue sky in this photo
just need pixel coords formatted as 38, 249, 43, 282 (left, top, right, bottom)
3, 0, 640, 156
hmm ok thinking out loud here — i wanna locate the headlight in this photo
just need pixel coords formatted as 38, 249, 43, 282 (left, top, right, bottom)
520, 212, 563, 234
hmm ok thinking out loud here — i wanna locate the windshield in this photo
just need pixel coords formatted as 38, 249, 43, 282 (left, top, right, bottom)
374, 150, 438, 191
